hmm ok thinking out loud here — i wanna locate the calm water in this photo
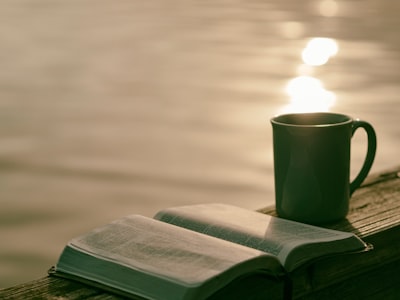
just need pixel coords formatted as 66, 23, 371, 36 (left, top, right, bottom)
1, 0, 399, 288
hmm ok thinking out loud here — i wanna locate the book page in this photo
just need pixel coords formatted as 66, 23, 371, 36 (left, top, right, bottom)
68, 215, 280, 286
154, 203, 366, 269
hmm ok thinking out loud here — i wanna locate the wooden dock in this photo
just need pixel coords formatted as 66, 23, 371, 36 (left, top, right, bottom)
1, 165, 400, 299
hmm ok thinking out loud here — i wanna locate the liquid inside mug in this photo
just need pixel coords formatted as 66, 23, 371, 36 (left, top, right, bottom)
271, 112, 377, 224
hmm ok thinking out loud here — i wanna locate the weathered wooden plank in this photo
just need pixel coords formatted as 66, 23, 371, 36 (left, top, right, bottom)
0, 276, 129, 300
1, 166, 399, 299
297, 259, 400, 300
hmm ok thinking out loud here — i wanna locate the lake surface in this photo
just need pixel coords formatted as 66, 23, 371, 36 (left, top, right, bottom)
1, 0, 399, 288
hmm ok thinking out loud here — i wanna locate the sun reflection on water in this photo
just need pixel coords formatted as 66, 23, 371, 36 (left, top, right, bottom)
302, 38, 338, 66
281, 37, 339, 114
283, 76, 336, 113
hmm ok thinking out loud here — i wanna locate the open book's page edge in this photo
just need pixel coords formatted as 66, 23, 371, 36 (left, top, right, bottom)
283, 240, 373, 272
277, 230, 369, 272
49, 265, 287, 300
48, 266, 148, 300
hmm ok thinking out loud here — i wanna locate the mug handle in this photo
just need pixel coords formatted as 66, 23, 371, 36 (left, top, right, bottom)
350, 119, 377, 195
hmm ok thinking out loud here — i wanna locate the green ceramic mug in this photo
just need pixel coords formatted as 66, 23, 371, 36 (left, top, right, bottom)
271, 112, 377, 224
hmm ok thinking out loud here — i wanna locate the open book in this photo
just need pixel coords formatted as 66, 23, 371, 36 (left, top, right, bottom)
52, 203, 369, 300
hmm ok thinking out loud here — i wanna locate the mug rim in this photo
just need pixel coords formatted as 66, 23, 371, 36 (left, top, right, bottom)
271, 112, 353, 127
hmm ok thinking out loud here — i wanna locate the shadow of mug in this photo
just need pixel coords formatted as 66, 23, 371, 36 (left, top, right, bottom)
271, 112, 376, 224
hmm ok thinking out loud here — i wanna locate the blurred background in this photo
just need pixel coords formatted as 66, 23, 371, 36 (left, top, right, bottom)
1, 0, 399, 288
